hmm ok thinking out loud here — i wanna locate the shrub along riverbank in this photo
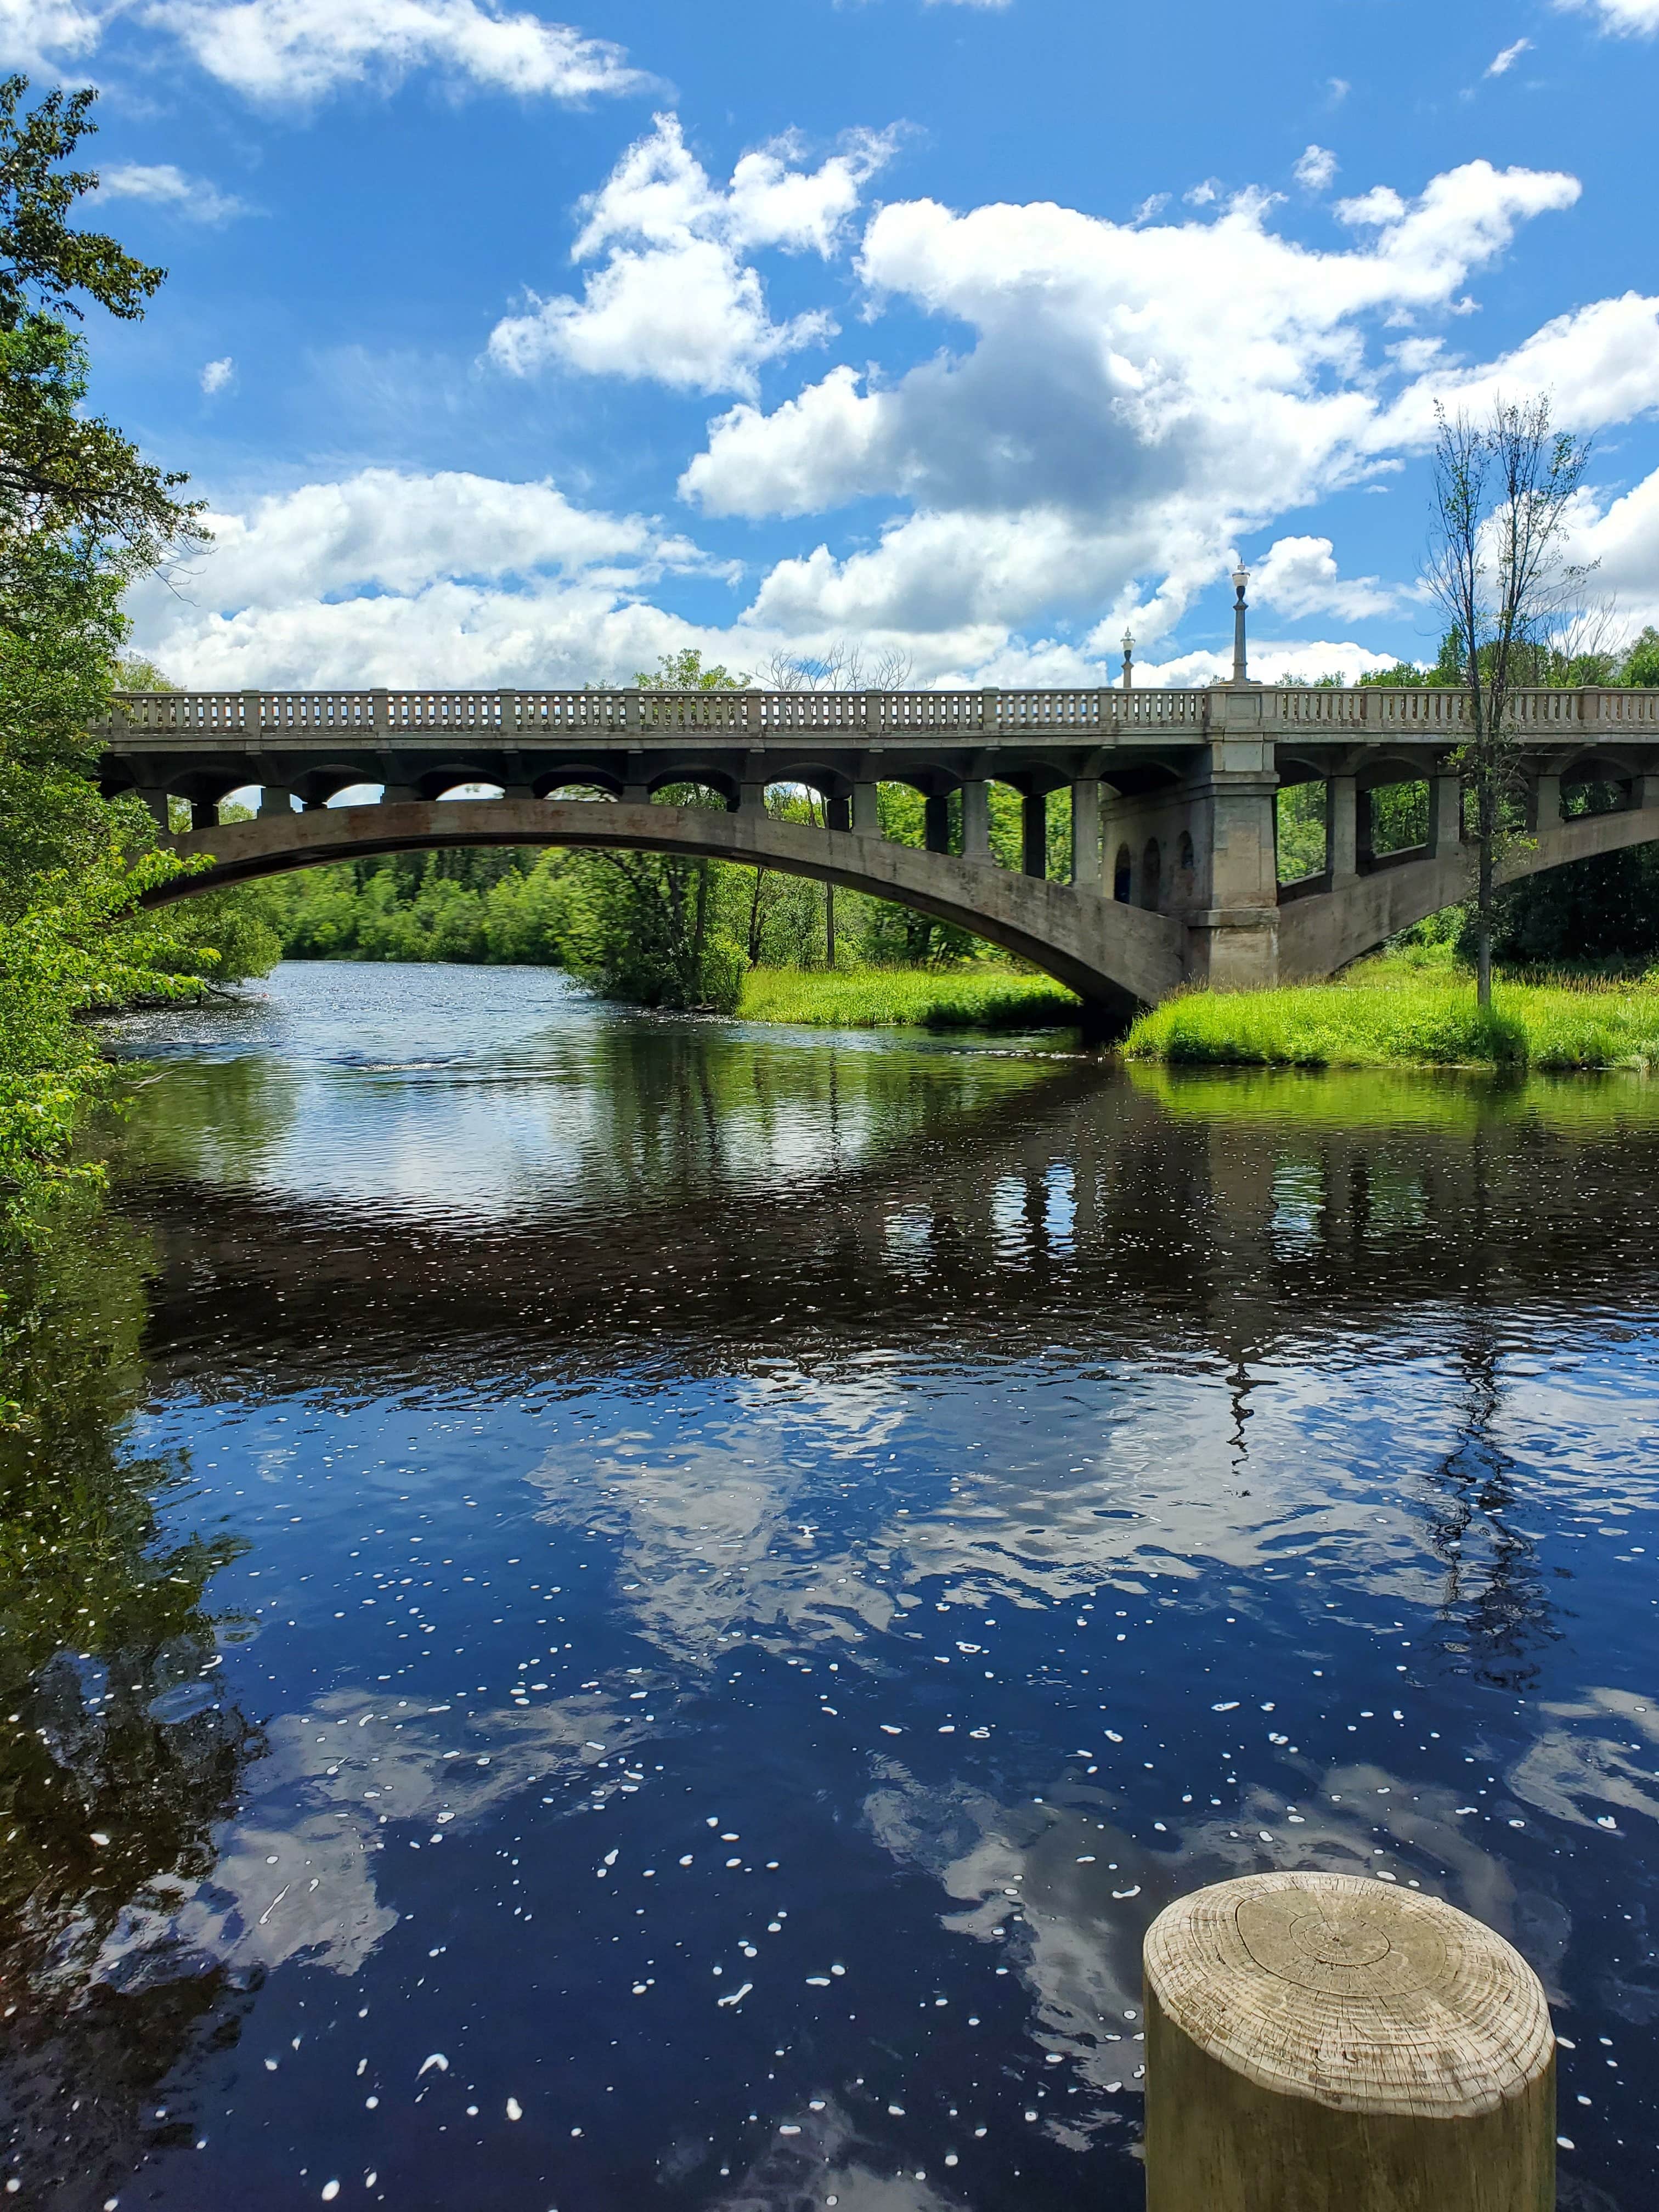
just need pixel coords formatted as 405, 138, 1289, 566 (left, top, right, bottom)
1124, 966, 1659, 1071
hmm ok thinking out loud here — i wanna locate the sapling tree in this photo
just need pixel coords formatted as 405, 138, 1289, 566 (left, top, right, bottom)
1425, 397, 1589, 1007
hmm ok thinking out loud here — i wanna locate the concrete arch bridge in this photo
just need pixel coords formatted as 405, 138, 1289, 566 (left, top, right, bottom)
97, 678, 1659, 1020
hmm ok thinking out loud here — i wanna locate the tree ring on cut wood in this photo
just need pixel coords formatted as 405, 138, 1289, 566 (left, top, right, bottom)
1143, 1870, 1553, 2120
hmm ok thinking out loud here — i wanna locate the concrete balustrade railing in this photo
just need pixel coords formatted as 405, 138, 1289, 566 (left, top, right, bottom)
89, 682, 1659, 745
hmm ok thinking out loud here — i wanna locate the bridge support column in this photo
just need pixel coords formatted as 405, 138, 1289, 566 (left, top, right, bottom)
1326, 774, 1359, 882
961, 780, 991, 861
137, 788, 170, 833
828, 795, 850, 833
381, 782, 418, 804
499, 782, 536, 803
851, 778, 881, 836
1527, 773, 1561, 833
1070, 778, 1102, 891
1634, 773, 1659, 810
189, 798, 218, 831
924, 792, 950, 855
1183, 728, 1280, 991
738, 751, 769, 814
259, 785, 296, 818
1022, 791, 1048, 878
1430, 772, 1464, 856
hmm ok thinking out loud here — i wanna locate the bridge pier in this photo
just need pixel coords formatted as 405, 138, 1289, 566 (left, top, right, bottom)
1182, 734, 1280, 991
1429, 772, 1463, 856
1022, 790, 1048, 878
1527, 773, 1561, 833
259, 785, 297, 819
738, 752, 769, 814
961, 779, 991, 862
1070, 777, 1102, 890
1326, 773, 1358, 883
924, 791, 951, 855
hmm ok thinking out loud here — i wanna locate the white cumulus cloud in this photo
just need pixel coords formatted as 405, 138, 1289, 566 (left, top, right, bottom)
201, 356, 235, 394
0, 0, 100, 72
1556, 0, 1659, 31
1293, 144, 1338, 191
1558, 471, 1659, 631
4, 0, 651, 101
679, 160, 1584, 661
487, 112, 897, 396
1486, 36, 1532, 73
125, 466, 726, 688
1249, 535, 1394, 621
100, 162, 247, 224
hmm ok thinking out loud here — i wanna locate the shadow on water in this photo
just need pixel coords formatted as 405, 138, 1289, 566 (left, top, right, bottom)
1, 967, 1657, 2208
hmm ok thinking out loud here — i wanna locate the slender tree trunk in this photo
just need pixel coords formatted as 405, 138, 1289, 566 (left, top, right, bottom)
825, 882, 836, 969
1475, 762, 1495, 1009
690, 859, 710, 1001
747, 867, 765, 966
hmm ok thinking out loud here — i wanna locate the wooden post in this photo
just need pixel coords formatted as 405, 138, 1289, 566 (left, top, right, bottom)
1143, 1872, 1555, 2212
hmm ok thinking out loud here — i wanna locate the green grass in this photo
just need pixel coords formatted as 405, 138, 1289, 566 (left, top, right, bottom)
1124, 963, 1659, 1071
738, 966, 1081, 1032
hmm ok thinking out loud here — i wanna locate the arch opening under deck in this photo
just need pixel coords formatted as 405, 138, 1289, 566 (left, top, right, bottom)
1279, 798, 1659, 980
144, 796, 1187, 1016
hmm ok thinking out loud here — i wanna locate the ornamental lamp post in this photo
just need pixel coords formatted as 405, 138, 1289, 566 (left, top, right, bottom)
1231, 563, 1251, 685
1121, 631, 1135, 690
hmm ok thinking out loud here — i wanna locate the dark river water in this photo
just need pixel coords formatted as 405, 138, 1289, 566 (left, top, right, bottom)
4, 962, 1658, 2211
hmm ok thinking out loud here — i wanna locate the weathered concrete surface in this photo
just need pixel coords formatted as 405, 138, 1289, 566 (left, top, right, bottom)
150, 799, 1187, 1014
1278, 800, 1659, 979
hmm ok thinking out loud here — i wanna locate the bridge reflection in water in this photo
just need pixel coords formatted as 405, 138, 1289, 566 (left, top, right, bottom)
4, 968, 1656, 2210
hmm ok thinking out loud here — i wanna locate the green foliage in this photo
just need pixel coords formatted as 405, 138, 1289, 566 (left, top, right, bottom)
0, 80, 264, 1219
0, 843, 224, 1215
0, 80, 201, 578
1276, 783, 1326, 882
562, 834, 744, 1013
632, 647, 749, 690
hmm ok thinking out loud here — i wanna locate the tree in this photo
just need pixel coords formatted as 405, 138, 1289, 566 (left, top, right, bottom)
765, 644, 916, 966
0, 80, 235, 1209
0, 79, 202, 581
633, 647, 750, 690
1425, 397, 1590, 1006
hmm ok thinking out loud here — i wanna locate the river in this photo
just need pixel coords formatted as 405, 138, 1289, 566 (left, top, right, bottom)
2, 961, 1656, 2209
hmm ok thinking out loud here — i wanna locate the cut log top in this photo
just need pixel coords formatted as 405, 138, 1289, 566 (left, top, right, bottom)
1143, 1871, 1554, 2121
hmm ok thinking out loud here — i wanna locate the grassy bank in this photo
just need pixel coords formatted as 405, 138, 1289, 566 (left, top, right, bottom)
738, 966, 1081, 1031
1124, 966, 1659, 1071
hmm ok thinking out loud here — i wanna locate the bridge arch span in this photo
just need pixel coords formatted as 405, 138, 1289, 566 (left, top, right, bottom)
148, 796, 1185, 1014
1279, 797, 1659, 978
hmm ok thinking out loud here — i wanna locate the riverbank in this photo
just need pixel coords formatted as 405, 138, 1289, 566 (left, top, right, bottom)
738, 966, 1080, 1030
1124, 966, 1659, 1070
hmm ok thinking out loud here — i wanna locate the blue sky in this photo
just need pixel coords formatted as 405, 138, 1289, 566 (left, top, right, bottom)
15, 0, 1659, 687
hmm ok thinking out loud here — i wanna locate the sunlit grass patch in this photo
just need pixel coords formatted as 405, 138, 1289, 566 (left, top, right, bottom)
738, 967, 1081, 1031
1124, 963, 1659, 1071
